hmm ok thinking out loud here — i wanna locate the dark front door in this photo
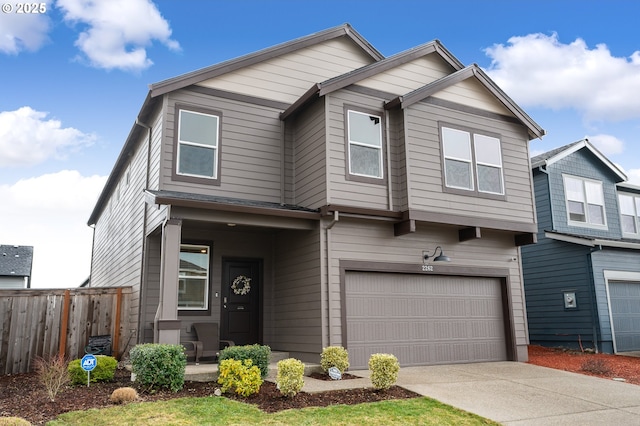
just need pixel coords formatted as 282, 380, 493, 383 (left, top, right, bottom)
221, 258, 261, 346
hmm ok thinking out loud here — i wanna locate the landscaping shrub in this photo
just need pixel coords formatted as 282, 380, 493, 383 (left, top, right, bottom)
0, 417, 31, 426
109, 387, 139, 404
276, 358, 305, 397
219, 344, 271, 379
368, 353, 400, 390
68, 355, 117, 385
217, 358, 263, 397
129, 343, 186, 392
320, 346, 350, 373
33, 355, 69, 401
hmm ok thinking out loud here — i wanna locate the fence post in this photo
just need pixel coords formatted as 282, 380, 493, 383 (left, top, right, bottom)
113, 288, 122, 359
58, 289, 70, 358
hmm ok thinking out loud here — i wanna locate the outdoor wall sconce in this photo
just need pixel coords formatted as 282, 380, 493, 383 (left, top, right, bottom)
423, 246, 451, 263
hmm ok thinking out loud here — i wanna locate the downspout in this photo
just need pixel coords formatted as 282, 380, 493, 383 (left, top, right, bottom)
385, 110, 393, 211
280, 120, 286, 205
136, 118, 152, 344
154, 208, 171, 342
324, 210, 339, 347
587, 244, 602, 353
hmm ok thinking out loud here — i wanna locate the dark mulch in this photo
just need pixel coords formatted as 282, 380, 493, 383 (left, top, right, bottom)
0, 368, 419, 425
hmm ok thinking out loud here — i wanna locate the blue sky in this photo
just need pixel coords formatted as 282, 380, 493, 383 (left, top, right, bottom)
1, 0, 640, 288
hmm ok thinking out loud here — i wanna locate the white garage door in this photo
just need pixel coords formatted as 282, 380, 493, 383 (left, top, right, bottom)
609, 281, 640, 352
345, 272, 508, 369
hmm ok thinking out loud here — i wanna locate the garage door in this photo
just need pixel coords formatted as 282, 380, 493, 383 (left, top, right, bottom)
345, 272, 508, 369
609, 281, 640, 352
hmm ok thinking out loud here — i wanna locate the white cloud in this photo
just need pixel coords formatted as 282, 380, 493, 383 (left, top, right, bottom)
485, 33, 640, 122
0, 1, 52, 54
586, 134, 624, 156
0, 107, 96, 167
626, 169, 640, 186
56, 0, 180, 71
0, 171, 107, 288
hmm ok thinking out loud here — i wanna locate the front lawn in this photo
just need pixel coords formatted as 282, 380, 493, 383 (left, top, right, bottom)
48, 395, 498, 425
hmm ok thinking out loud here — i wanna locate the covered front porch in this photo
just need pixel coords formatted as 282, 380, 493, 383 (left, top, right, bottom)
140, 190, 326, 364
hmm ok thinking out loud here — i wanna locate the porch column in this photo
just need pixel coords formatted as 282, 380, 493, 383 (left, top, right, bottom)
155, 218, 182, 344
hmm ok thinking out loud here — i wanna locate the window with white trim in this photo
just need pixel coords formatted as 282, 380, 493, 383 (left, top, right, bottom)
178, 244, 210, 310
176, 109, 219, 179
347, 110, 383, 179
563, 175, 606, 227
441, 126, 504, 195
619, 194, 640, 236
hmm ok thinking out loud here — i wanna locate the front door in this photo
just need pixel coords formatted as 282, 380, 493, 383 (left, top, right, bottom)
221, 258, 261, 345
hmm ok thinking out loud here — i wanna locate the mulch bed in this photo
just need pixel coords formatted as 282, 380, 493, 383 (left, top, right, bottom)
0, 368, 418, 425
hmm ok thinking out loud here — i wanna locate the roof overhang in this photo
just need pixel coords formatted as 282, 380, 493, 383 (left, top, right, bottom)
545, 231, 640, 250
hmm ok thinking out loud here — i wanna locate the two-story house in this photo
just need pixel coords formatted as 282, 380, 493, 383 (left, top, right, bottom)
522, 140, 640, 354
87, 24, 545, 369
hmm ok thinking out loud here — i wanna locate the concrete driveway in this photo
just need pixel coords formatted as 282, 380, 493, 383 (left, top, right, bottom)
352, 361, 640, 425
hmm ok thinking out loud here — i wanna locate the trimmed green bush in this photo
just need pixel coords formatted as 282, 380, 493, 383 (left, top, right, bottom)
129, 344, 186, 392
219, 344, 271, 379
276, 358, 305, 397
217, 358, 263, 397
320, 346, 350, 373
368, 353, 400, 390
68, 355, 117, 385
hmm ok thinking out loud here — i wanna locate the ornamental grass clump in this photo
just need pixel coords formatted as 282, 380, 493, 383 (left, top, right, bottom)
368, 353, 400, 390
0, 417, 31, 426
219, 344, 271, 379
217, 358, 263, 397
109, 387, 139, 404
129, 343, 186, 392
33, 355, 70, 402
68, 355, 117, 385
320, 346, 350, 374
276, 358, 305, 397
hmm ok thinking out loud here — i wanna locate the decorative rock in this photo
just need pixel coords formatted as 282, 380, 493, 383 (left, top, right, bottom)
328, 367, 342, 380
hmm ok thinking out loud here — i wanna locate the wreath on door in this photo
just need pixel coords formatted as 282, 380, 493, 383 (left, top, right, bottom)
231, 275, 252, 295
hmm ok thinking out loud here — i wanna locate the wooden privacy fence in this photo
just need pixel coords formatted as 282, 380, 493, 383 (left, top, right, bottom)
0, 287, 132, 374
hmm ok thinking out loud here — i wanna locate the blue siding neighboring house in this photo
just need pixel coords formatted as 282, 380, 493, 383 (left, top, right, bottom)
522, 140, 640, 353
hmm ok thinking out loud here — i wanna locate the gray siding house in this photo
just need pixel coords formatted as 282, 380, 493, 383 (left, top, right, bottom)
522, 140, 640, 353
0, 245, 33, 289
88, 24, 545, 368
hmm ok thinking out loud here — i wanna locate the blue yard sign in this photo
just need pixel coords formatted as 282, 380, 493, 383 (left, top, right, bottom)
81, 354, 97, 387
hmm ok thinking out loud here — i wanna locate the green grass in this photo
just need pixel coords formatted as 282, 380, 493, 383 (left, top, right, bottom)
47, 396, 499, 425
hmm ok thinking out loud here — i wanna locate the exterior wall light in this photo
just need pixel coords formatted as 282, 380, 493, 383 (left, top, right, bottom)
423, 246, 451, 262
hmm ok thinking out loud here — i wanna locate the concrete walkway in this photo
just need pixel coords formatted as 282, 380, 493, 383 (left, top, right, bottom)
349, 362, 640, 425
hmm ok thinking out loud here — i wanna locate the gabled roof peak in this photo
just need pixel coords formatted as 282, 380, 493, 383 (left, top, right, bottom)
532, 139, 627, 182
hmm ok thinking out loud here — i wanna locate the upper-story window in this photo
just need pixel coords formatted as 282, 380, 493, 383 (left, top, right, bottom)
176, 107, 220, 180
619, 194, 640, 236
441, 125, 504, 196
178, 244, 210, 310
563, 175, 606, 228
347, 109, 383, 180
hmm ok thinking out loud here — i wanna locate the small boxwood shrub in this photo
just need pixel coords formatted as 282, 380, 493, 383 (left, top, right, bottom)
368, 353, 400, 390
129, 343, 186, 392
68, 355, 117, 385
276, 358, 305, 397
320, 346, 349, 373
217, 358, 263, 397
219, 344, 271, 379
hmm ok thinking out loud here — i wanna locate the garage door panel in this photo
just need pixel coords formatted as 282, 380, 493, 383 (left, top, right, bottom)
610, 281, 640, 352
346, 272, 507, 369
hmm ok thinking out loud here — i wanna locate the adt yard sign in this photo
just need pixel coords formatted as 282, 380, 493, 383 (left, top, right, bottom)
81, 354, 97, 387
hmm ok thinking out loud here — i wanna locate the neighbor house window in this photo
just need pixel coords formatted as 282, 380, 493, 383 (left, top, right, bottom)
619, 194, 640, 235
441, 125, 504, 195
178, 244, 210, 310
563, 175, 606, 227
176, 109, 219, 179
347, 110, 383, 179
